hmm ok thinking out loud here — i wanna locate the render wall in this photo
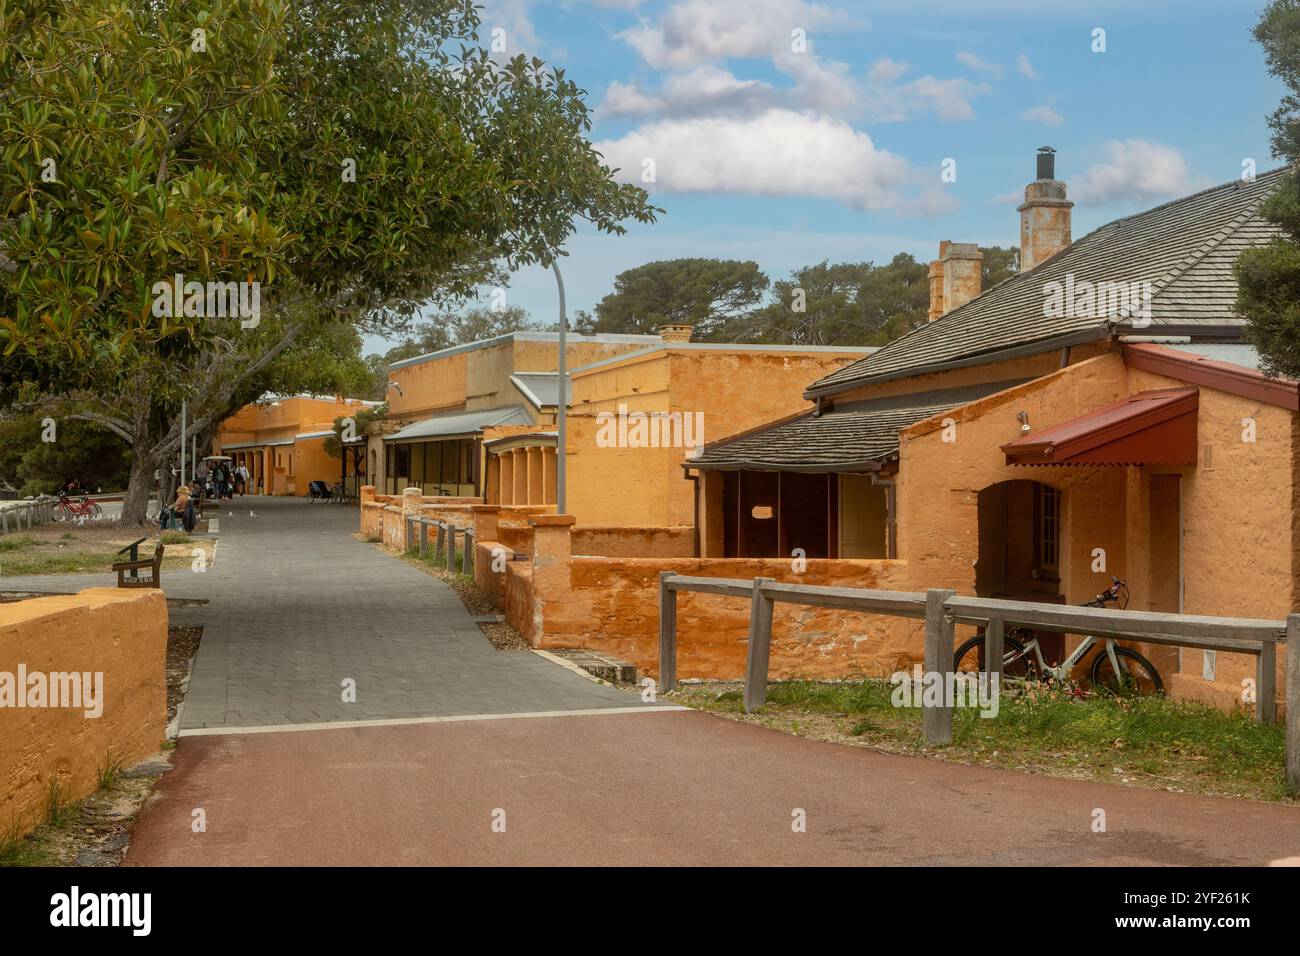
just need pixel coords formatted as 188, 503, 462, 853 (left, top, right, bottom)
0, 589, 168, 838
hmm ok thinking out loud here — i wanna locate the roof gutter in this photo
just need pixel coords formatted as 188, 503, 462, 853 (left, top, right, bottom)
803, 325, 1112, 401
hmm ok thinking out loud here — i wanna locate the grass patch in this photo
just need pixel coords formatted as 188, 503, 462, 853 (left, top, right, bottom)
675, 678, 1293, 802
0, 525, 210, 575
46, 777, 74, 828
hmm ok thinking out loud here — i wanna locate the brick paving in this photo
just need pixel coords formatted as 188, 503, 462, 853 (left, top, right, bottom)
170, 496, 649, 730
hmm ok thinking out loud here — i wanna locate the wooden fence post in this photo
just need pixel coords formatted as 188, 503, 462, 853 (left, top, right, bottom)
1287, 615, 1299, 793
1257, 641, 1277, 725
435, 522, 446, 560
446, 527, 456, 572
923, 588, 957, 745
659, 571, 677, 694
419, 519, 429, 558
983, 617, 1005, 681
464, 528, 475, 578
744, 577, 776, 713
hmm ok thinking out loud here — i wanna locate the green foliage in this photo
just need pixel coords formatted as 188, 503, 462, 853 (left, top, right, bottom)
1236, 2, 1300, 377
1, 0, 657, 400
591, 259, 769, 337
323, 402, 387, 460
584, 248, 1017, 347
0, 413, 132, 495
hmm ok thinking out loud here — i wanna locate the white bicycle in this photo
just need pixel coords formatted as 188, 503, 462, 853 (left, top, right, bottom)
953, 577, 1164, 695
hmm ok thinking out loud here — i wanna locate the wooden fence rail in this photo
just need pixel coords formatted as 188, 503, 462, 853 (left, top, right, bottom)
405, 515, 473, 577
658, 572, 1299, 792
0, 498, 56, 535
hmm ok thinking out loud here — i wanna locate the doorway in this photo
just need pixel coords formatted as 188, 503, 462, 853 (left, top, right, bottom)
976, 479, 1066, 664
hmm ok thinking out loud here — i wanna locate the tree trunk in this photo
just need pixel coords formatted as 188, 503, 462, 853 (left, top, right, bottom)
120, 451, 157, 527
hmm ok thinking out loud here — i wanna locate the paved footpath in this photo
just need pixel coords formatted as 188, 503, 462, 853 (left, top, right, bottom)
67, 496, 1293, 866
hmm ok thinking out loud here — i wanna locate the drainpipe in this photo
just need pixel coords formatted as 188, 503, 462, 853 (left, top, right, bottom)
870, 471, 896, 559
686, 469, 701, 557
1058, 346, 1072, 369
551, 259, 567, 515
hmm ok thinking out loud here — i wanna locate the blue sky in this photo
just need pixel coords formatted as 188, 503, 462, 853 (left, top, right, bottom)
372, 0, 1285, 351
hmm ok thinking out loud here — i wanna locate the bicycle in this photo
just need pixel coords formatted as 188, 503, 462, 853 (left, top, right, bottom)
952, 576, 1164, 695
53, 494, 103, 522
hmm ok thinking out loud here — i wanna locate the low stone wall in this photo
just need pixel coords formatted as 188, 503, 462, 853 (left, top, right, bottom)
0, 588, 168, 838
469, 513, 925, 680
572, 526, 694, 558
546, 556, 921, 680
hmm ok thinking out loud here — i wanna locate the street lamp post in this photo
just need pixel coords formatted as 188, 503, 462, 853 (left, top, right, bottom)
551, 260, 567, 515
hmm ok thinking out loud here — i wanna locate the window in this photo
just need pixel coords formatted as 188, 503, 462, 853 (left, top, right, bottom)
1036, 485, 1061, 574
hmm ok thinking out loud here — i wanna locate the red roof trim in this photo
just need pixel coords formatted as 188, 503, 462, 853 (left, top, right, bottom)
1123, 343, 1299, 411
1001, 387, 1199, 466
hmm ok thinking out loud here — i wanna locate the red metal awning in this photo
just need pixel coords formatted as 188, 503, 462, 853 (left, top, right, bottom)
1001, 387, 1198, 466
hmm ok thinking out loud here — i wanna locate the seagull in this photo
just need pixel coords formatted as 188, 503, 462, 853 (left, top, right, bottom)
249, 511, 258, 518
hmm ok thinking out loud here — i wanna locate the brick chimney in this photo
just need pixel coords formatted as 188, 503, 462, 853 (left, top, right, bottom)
1019, 146, 1073, 272
657, 322, 693, 343
927, 241, 983, 321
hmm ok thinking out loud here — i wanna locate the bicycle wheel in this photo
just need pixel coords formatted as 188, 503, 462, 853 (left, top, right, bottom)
88, 501, 103, 518
953, 631, 1036, 680
1090, 645, 1163, 695
53, 503, 72, 522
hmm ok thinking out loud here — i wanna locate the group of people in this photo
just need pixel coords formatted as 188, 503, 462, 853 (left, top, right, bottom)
198, 460, 249, 499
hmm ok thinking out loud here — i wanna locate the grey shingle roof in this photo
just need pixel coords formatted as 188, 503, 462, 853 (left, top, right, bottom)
807, 168, 1290, 398
690, 380, 1027, 471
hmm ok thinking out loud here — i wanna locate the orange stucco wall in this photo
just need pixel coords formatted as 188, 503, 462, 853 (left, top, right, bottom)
565, 347, 867, 528
216, 395, 372, 496
488, 349, 1293, 712
0, 588, 167, 838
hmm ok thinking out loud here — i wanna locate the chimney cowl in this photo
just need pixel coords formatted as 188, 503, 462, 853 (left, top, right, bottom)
1036, 146, 1056, 181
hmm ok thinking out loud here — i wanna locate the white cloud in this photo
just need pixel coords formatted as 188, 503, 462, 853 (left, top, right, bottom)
1016, 54, 1037, 80
956, 51, 1003, 76
898, 76, 991, 122
1072, 140, 1203, 204
594, 109, 953, 214
1021, 105, 1063, 127
867, 57, 909, 84
602, 67, 775, 118
618, 0, 864, 70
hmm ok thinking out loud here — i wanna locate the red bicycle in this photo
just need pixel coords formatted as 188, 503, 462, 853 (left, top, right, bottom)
53, 494, 103, 522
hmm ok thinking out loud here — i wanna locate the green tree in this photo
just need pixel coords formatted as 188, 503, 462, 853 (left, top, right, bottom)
0, 412, 131, 496
981, 245, 1020, 288
3, 2, 658, 523
1236, 0, 1300, 378
591, 259, 769, 337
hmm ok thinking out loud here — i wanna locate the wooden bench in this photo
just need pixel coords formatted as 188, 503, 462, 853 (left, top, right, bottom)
113, 542, 164, 589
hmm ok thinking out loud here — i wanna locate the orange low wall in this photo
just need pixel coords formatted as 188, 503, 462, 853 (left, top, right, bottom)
542, 556, 921, 680
572, 526, 694, 558
0, 588, 168, 838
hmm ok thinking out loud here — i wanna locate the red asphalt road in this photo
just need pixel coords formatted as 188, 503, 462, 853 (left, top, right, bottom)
125, 709, 1300, 866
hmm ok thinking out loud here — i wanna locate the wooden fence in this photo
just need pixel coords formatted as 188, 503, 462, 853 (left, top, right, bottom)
0, 498, 56, 535
405, 514, 475, 578
658, 572, 1299, 791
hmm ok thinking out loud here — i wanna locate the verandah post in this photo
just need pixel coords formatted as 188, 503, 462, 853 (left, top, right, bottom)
923, 588, 957, 745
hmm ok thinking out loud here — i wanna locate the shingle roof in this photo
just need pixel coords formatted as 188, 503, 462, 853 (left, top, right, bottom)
690, 380, 1027, 471
807, 168, 1290, 398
